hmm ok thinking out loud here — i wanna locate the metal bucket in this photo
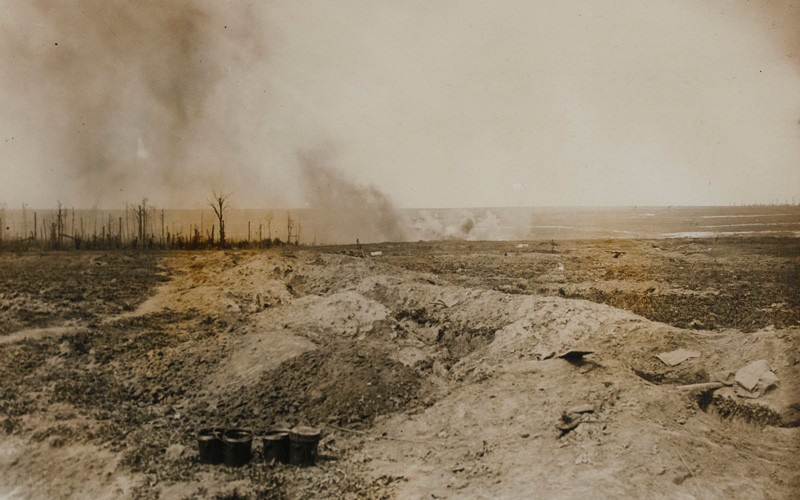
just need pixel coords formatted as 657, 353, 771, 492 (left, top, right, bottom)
262, 429, 291, 464
197, 427, 225, 465
289, 426, 321, 467
222, 429, 253, 467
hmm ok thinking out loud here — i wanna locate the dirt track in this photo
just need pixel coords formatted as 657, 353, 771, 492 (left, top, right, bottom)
0, 239, 798, 499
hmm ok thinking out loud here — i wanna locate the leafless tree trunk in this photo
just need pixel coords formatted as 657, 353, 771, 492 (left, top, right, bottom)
287, 213, 294, 244
21, 203, 27, 240
56, 202, 64, 249
131, 199, 149, 247
209, 192, 230, 247
266, 213, 273, 241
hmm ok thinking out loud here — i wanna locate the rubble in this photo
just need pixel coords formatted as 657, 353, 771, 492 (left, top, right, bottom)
557, 349, 594, 362
656, 348, 700, 367
734, 360, 779, 397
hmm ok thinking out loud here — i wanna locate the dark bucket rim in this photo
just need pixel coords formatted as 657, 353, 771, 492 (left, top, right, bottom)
223, 428, 254, 443
197, 427, 225, 441
263, 431, 290, 441
291, 426, 321, 438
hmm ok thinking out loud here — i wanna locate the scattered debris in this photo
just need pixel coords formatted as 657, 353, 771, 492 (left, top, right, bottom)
735, 360, 771, 390
710, 370, 735, 386
2, 240, 798, 498
557, 349, 594, 362
164, 444, 186, 463
688, 319, 705, 329
676, 382, 724, 392
432, 298, 460, 309
734, 360, 778, 397
656, 348, 700, 367
566, 403, 596, 414
556, 403, 597, 435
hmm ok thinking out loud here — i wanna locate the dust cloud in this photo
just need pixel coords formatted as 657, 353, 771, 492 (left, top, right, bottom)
298, 151, 406, 244
411, 210, 504, 241
0, 0, 267, 207
740, 0, 800, 68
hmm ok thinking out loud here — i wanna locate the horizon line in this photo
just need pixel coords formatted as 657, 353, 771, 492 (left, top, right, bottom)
3, 202, 800, 212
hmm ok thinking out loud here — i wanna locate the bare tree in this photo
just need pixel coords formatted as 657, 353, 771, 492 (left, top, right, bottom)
131, 198, 149, 246
55, 201, 65, 248
287, 213, 294, 245
0, 202, 5, 243
265, 213, 273, 241
21, 203, 27, 240
209, 192, 230, 247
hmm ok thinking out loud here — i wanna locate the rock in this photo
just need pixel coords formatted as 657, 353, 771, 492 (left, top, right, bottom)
656, 348, 700, 367
164, 443, 186, 462
688, 319, 704, 329
556, 414, 583, 432
566, 403, 595, 414
59, 341, 73, 355
711, 370, 735, 386
735, 360, 773, 392
735, 369, 779, 398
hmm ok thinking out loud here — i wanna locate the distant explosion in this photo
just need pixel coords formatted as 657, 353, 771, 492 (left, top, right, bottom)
411, 210, 503, 241
298, 150, 406, 244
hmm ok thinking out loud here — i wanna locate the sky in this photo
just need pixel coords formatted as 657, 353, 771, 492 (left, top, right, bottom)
0, 0, 798, 209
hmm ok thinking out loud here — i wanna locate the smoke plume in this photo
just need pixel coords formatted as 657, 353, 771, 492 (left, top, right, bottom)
741, 0, 800, 69
411, 210, 504, 241
298, 151, 406, 244
1, 1, 266, 207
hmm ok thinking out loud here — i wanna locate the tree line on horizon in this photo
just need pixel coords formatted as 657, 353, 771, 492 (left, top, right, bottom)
0, 192, 306, 252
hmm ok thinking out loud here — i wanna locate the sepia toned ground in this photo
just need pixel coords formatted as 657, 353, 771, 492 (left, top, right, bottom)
0, 238, 798, 499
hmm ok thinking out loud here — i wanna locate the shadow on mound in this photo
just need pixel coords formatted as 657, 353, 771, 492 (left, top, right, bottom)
217, 339, 425, 427
695, 390, 784, 427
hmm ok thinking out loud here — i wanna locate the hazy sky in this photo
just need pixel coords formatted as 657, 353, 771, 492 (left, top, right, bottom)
1, 0, 798, 209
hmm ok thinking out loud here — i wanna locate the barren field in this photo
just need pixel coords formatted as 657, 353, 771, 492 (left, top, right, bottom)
0, 238, 798, 499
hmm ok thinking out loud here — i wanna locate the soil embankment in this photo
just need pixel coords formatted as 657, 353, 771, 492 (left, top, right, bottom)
0, 240, 798, 498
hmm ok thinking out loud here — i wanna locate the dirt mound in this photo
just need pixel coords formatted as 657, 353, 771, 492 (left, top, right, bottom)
210, 340, 425, 428
381, 238, 800, 332
137, 251, 295, 316
2, 245, 798, 499
258, 291, 391, 341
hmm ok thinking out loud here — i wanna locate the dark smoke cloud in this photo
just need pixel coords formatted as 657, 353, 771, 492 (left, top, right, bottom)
1, 0, 266, 207
298, 150, 406, 244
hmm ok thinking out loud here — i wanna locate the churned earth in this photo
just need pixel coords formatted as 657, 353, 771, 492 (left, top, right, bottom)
0, 238, 798, 499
